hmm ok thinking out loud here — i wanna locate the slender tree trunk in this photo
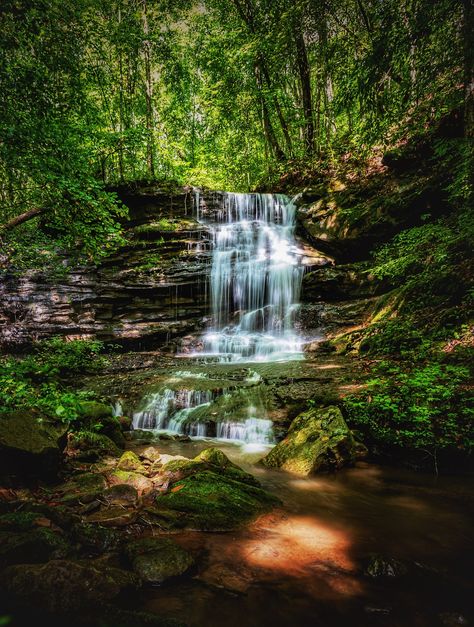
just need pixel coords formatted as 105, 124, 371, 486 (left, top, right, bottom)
294, 29, 314, 156
463, 0, 474, 138
141, 0, 155, 178
260, 61, 293, 156
255, 65, 286, 161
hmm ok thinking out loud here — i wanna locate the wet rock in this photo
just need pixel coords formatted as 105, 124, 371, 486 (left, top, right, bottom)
1, 559, 140, 613
116, 451, 146, 473
140, 446, 162, 463
102, 483, 139, 507
68, 432, 121, 460
71, 522, 120, 553
0, 526, 70, 566
107, 470, 154, 496
0, 411, 67, 479
123, 537, 194, 584
261, 406, 357, 475
364, 554, 409, 578
117, 415, 133, 431
86, 507, 138, 527
439, 612, 470, 626
154, 449, 279, 530
55, 472, 107, 505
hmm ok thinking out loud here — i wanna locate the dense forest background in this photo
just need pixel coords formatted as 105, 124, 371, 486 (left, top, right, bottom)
0, 0, 472, 261
0, 0, 473, 464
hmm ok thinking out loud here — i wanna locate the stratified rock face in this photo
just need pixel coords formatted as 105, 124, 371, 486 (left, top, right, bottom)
0, 411, 67, 479
261, 406, 357, 475
0, 186, 212, 350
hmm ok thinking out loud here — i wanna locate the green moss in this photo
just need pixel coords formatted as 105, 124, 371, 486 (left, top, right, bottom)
262, 406, 357, 475
116, 451, 145, 473
155, 469, 278, 531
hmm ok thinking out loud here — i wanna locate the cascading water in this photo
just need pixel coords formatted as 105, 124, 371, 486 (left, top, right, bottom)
131, 192, 304, 447
199, 192, 304, 362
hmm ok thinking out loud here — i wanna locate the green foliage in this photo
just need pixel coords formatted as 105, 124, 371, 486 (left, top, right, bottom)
0, 338, 108, 423
344, 358, 474, 452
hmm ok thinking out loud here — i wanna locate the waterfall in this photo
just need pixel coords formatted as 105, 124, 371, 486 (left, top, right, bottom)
133, 388, 212, 434
199, 192, 304, 362
131, 192, 303, 446
132, 385, 274, 445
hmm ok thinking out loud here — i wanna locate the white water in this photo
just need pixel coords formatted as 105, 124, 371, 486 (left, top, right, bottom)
197, 192, 304, 362
132, 386, 274, 446
132, 192, 303, 445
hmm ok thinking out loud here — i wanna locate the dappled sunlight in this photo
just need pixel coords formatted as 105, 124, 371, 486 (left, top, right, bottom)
241, 513, 361, 596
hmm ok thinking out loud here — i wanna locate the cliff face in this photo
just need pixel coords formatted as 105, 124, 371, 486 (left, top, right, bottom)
0, 188, 212, 350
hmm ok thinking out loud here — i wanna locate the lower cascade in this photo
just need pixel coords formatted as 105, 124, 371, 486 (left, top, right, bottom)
132, 384, 274, 445
133, 192, 304, 445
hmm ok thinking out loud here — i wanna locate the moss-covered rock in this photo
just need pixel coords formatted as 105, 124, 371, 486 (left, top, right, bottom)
102, 483, 139, 507
85, 507, 138, 527
154, 466, 279, 531
55, 472, 107, 505
69, 432, 121, 460
261, 406, 357, 475
0, 526, 70, 566
107, 470, 154, 496
117, 451, 146, 473
140, 446, 162, 463
123, 537, 194, 584
71, 522, 120, 554
1, 559, 140, 613
78, 401, 113, 422
0, 411, 67, 479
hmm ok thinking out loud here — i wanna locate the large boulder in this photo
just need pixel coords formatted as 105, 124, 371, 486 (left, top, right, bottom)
149, 448, 279, 531
0, 411, 67, 479
123, 537, 194, 584
261, 406, 357, 475
0, 559, 140, 613
0, 512, 70, 566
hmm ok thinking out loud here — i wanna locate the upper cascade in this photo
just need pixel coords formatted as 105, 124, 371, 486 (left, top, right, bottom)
196, 192, 304, 362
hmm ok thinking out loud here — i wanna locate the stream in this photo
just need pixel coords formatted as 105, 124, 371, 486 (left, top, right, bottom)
132, 438, 473, 627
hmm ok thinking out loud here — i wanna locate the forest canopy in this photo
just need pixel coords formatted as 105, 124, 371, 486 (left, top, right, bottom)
0, 0, 472, 259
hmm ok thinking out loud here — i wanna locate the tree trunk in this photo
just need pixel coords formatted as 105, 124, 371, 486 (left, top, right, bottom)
255, 65, 286, 161
463, 0, 474, 138
294, 29, 314, 156
141, 0, 155, 178
0, 207, 44, 233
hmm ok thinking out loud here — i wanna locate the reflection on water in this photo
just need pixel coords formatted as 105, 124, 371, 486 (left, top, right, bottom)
136, 439, 474, 627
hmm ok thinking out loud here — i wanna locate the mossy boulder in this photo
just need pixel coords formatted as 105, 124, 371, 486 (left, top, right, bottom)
0, 511, 72, 566
123, 537, 194, 584
162, 448, 260, 487
154, 470, 278, 530
117, 451, 146, 473
71, 522, 120, 554
1, 559, 140, 613
155, 449, 279, 531
107, 469, 154, 495
261, 406, 357, 475
140, 446, 162, 463
85, 507, 138, 527
55, 472, 107, 505
77, 403, 126, 449
102, 483, 139, 507
69, 432, 121, 461
0, 411, 67, 479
